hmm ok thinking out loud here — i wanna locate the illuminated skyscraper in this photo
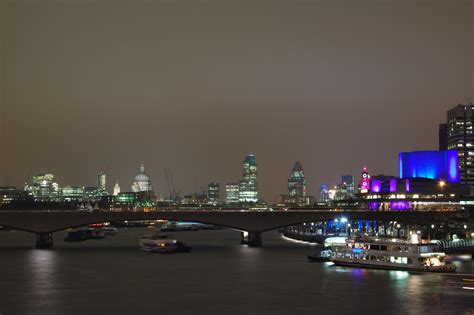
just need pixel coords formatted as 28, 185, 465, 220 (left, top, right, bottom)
441, 104, 474, 193
288, 161, 306, 197
238, 154, 258, 203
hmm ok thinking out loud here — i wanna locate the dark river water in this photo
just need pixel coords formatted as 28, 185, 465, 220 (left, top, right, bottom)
0, 228, 473, 315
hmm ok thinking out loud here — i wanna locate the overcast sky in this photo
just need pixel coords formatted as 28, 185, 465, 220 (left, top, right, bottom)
0, 0, 472, 200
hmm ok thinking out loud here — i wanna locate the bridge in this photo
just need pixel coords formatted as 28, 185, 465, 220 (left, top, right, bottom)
0, 209, 471, 248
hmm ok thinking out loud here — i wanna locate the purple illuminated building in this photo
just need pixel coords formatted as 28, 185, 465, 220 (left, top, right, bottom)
399, 150, 459, 182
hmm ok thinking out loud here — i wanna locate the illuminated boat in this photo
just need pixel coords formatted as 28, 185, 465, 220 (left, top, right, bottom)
308, 247, 332, 262
138, 234, 191, 253
330, 237, 456, 273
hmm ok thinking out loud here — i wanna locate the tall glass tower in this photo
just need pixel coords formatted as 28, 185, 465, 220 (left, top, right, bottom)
238, 154, 258, 203
288, 161, 306, 197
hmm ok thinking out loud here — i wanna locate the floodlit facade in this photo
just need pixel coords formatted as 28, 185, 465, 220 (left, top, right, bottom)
399, 150, 459, 183
238, 154, 258, 203
113, 181, 121, 196
131, 163, 153, 193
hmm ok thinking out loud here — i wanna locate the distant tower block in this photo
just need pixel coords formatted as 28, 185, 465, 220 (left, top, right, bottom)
98, 171, 106, 189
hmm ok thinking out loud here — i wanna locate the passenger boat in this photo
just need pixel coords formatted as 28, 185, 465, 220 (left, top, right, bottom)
139, 234, 191, 253
308, 247, 332, 262
330, 237, 456, 273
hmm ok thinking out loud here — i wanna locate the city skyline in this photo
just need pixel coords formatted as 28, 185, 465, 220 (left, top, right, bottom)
0, 1, 472, 200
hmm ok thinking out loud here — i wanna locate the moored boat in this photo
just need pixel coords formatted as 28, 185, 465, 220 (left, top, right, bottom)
308, 247, 332, 262
139, 234, 191, 253
103, 226, 118, 235
330, 237, 456, 273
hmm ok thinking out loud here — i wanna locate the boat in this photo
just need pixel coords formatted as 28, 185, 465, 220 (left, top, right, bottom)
89, 228, 106, 239
64, 229, 90, 242
103, 226, 118, 236
139, 234, 191, 253
308, 247, 332, 262
330, 237, 456, 273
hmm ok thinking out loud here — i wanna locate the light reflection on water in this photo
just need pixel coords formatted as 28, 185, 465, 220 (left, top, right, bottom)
0, 229, 472, 314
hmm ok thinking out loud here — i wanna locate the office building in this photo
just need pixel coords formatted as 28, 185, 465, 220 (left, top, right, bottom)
207, 182, 220, 205
238, 154, 258, 203
225, 183, 239, 204
24, 173, 62, 201
441, 104, 474, 194
288, 161, 306, 197
62, 186, 84, 202
341, 175, 354, 196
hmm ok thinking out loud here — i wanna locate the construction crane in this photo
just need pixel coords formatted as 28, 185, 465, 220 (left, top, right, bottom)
164, 168, 172, 202
165, 168, 179, 203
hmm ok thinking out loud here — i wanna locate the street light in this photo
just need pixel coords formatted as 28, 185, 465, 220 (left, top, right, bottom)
439, 180, 446, 204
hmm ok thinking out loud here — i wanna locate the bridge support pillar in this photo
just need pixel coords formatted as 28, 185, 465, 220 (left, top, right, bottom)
36, 232, 53, 249
241, 231, 262, 247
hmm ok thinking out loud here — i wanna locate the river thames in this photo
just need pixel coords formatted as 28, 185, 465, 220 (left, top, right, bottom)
0, 228, 473, 314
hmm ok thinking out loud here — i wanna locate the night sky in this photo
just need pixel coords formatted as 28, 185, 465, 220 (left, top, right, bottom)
0, 1, 472, 201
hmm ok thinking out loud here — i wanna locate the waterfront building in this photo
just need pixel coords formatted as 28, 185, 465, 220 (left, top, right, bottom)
115, 192, 138, 206
131, 163, 153, 193
207, 182, 220, 205
225, 183, 239, 204
238, 154, 258, 203
440, 104, 474, 194
399, 150, 459, 183
24, 173, 62, 201
0, 186, 29, 205
181, 193, 208, 206
113, 181, 121, 196
62, 186, 84, 202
